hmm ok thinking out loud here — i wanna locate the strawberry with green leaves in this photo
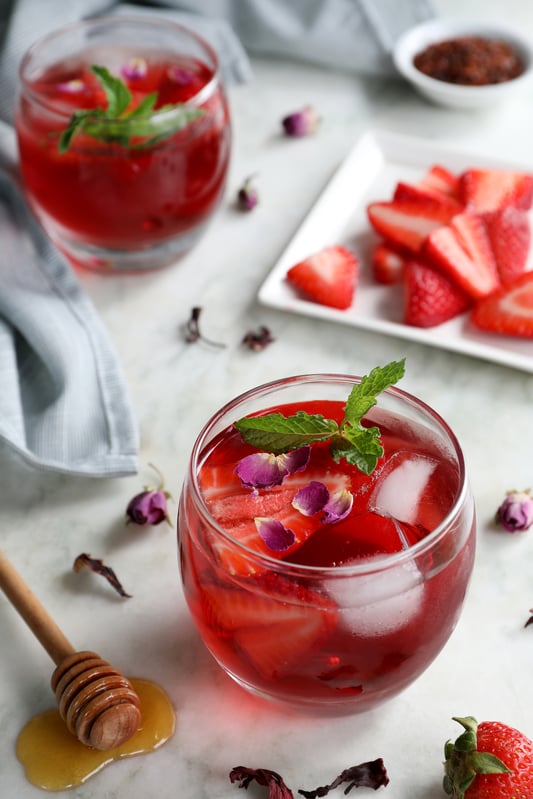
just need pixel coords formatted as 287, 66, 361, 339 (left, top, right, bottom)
443, 715, 533, 798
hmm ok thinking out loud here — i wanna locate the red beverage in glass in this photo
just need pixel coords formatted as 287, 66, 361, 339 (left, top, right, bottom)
15, 16, 231, 271
178, 375, 476, 714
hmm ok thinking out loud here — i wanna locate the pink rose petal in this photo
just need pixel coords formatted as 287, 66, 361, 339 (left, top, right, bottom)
235, 447, 310, 490
292, 481, 330, 516
323, 488, 353, 522
57, 79, 85, 94
255, 517, 296, 551
121, 57, 147, 80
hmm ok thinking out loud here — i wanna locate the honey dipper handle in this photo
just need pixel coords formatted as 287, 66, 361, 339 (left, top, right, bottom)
0, 550, 75, 665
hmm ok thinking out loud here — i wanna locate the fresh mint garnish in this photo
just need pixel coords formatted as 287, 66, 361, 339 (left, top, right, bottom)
234, 359, 406, 475
59, 64, 203, 153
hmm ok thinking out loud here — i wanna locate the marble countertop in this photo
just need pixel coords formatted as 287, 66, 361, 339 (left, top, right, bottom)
2, 2, 533, 797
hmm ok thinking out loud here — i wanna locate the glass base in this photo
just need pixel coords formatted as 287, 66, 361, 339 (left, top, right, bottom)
50, 223, 210, 274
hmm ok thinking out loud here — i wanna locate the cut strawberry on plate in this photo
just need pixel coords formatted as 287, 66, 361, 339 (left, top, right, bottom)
371, 242, 407, 284
470, 271, 533, 338
286, 245, 358, 310
393, 180, 463, 217
460, 167, 533, 212
404, 258, 472, 328
419, 164, 461, 200
424, 211, 500, 300
367, 196, 456, 254
484, 206, 532, 285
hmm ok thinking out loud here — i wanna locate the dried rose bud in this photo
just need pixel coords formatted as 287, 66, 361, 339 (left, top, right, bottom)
496, 489, 533, 532
282, 105, 320, 137
237, 176, 259, 211
126, 464, 173, 526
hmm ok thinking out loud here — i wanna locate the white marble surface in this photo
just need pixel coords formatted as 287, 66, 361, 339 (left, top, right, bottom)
2, 2, 533, 797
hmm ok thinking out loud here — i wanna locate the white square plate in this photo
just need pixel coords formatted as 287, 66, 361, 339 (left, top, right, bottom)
258, 130, 533, 373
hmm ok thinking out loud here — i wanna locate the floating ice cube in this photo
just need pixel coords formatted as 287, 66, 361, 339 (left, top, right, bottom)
370, 451, 438, 525
323, 557, 424, 636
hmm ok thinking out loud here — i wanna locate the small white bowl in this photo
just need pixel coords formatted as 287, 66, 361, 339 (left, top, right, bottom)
393, 18, 533, 109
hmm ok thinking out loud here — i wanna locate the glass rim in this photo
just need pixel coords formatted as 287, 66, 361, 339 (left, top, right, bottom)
18, 13, 221, 119
187, 372, 471, 577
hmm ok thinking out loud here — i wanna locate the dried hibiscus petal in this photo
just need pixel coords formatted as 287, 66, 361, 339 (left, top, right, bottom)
230, 767, 294, 799
242, 326, 274, 351
73, 553, 132, 599
298, 759, 390, 797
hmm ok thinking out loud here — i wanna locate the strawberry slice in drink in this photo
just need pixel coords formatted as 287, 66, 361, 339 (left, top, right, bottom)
200, 574, 337, 680
200, 462, 352, 576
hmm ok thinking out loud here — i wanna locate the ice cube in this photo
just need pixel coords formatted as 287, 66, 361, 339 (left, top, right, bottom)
323, 557, 424, 636
369, 451, 438, 525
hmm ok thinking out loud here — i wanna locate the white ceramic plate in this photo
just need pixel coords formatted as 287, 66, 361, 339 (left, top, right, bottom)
258, 130, 533, 374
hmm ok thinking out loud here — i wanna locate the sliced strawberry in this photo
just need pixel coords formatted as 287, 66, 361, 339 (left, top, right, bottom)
460, 167, 533, 212
484, 206, 532, 285
286, 245, 358, 310
419, 164, 461, 200
471, 272, 533, 338
371, 242, 407, 284
200, 574, 336, 679
200, 465, 351, 575
393, 180, 463, 217
366, 197, 455, 254
404, 258, 472, 328
424, 211, 500, 299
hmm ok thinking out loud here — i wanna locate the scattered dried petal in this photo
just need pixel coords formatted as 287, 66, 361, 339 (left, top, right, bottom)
298, 759, 390, 797
255, 517, 296, 551
121, 57, 147, 80
125, 463, 173, 526
168, 66, 195, 85
235, 447, 310, 490
57, 79, 85, 94
184, 307, 226, 348
230, 767, 295, 799
282, 105, 320, 137
73, 553, 132, 598
496, 489, 533, 532
242, 326, 275, 351
237, 176, 259, 211
525, 609, 533, 628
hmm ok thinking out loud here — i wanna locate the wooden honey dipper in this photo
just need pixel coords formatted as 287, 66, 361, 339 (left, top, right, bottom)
0, 550, 141, 751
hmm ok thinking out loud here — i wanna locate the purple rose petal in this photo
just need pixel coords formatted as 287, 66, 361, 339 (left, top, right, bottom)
235, 447, 310, 490
235, 452, 287, 489
167, 66, 195, 85
292, 481, 330, 516
292, 481, 353, 523
255, 518, 296, 551
323, 488, 353, 522
121, 57, 147, 80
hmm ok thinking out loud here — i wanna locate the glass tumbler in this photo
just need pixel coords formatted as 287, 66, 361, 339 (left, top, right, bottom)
15, 15, 231, 272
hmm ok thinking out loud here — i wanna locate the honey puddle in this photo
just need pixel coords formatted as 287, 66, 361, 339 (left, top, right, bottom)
16, 678, 176, 791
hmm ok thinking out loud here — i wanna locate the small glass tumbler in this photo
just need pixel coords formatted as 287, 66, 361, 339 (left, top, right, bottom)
15, 15, 231, 272
178, 374, 476, 715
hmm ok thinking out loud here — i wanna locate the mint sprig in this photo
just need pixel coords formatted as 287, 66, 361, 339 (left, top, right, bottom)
59, 65, 203, 153
234, 359, 406, 475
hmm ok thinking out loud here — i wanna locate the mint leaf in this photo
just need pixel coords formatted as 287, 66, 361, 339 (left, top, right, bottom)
59, 64, 204, 152
234, 359, 406, 475
234, 412, 339, 454
90, 65, 131, 117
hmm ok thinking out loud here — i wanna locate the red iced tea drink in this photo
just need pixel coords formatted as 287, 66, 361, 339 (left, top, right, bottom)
178, 367, 475, 713
15, 16, 231, 271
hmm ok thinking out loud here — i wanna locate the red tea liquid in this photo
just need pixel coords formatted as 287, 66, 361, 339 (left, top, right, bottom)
16, 50, 231, 252
179, 400, 475, 712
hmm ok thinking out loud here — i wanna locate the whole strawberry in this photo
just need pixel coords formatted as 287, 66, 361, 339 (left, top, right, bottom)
443, 715, 533, 798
